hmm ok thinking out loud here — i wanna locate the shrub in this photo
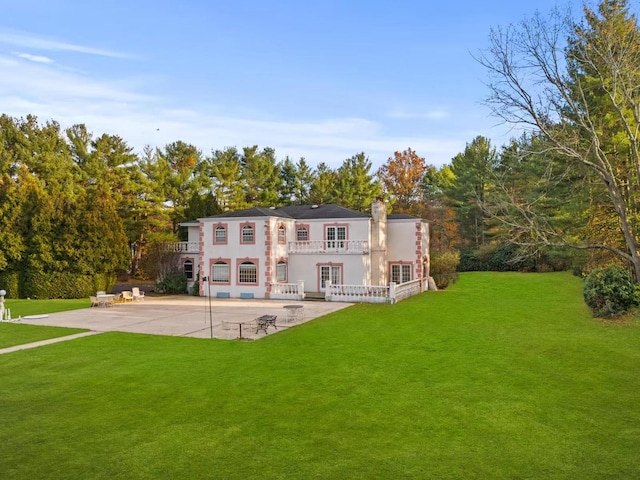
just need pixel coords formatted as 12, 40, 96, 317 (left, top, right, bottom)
156, 271, 188, 294
0, 270, 20, 298
583, 264, 640, 318
430, 251, 460, 289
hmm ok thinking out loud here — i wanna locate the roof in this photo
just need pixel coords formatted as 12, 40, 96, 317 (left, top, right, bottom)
202, 204, 369, 221
388, 213, 420, 220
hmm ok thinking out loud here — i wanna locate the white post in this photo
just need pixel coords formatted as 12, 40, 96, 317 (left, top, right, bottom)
325, 281, 332, 302
389, 282, 396, 304
298, 280, 305, 300
0, 289, 6, 321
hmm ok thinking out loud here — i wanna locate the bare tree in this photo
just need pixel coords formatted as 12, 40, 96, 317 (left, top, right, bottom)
477, 0, 640, 279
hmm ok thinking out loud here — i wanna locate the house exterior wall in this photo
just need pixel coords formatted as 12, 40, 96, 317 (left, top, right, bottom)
175, 203, 430, 299
387, 220, 428, 283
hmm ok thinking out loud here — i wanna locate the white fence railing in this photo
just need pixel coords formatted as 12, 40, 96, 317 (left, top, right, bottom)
326, 278, 427, 304
288, 240, 369, 254
165, 241, 199, 253
392, 278, 425, 302
270, 281, 305, 301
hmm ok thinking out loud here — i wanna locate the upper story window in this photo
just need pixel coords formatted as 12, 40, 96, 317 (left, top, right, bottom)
390, 264, 412, 284
241, 223, 255, 244
183, 259, 194, 281
278, 224, 286, 244
214, 225, 227, 244
296, 226, 308, 241
326, 225, 346, 249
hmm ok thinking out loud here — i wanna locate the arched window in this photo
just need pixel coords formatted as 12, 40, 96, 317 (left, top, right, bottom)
212, 261, 230, 283
183, 260, 194, 280
278, 224, 286, 244
241, 224, 254, 244
238, 261, 257, 284
296, 226, 308, 241
214, 225, 227, 244
276, 260, 287, 282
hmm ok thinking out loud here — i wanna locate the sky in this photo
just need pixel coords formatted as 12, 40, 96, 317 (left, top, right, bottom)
0, 0, 582, 169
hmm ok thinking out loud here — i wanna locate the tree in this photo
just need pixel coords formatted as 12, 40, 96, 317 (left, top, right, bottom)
241, 146, 283, 207
378, 148, 428, 215
444, 136, 498, 248
335, 153, 383, 212
208, 147, 247, 211
478, 0, 640, 280
309, 162, 338, 205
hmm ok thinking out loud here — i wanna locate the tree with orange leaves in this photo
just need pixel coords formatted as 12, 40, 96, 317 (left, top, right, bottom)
377, 148, 428, 215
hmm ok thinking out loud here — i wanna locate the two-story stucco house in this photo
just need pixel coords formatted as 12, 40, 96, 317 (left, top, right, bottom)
174, 199, 429, 301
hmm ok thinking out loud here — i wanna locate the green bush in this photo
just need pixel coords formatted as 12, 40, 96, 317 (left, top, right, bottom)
430, 251, 460, 289
156, 271, 188, 294
583, 264, 640, 318
0, 270, 20, 298
18, 271, 115, 299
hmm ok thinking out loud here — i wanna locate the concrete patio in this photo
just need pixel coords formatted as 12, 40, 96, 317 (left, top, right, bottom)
17, 296, 353, 340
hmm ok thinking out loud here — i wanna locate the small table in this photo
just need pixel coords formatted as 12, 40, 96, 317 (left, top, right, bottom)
97, 294, 116, 307
283, 305, 304, 322
224, 320, 249, 339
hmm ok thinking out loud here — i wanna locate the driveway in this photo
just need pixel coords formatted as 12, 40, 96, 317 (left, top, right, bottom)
18, 296, 353, 340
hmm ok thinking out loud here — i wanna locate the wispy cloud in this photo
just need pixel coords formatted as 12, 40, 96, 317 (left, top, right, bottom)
0, 46, 466, 168
0, 30, 132, 59
13, 52, 53, 64
387, 108, 451, 120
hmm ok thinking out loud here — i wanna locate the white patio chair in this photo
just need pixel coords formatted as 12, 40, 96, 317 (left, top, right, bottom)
132, 287, 145, 301
90, 296, 99, 308
121, 291, 134, 302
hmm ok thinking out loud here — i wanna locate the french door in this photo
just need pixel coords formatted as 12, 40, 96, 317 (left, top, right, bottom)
319, 265, 342, 291
326, 226, 346, 250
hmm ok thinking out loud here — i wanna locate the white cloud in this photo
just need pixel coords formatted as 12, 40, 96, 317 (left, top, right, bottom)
13, 52, 53, 64
387, 108, 451, 120
0, 49, 466, 168
0, 30, 132, 59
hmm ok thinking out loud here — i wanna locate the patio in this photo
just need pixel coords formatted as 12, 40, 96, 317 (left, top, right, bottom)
17, 296, 353, 340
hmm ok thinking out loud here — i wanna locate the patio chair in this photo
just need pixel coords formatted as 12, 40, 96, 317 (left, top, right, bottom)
132, 287, 145, 301
121, 291, 134, 302
90, 296, 99, 308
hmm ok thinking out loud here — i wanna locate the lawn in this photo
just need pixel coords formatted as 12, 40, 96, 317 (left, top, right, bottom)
1, 272, 639, 479
0, 299, 89, 348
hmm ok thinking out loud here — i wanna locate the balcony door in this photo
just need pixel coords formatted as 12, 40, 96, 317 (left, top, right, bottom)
326, 226, 346, 250
319, 265, 342, 292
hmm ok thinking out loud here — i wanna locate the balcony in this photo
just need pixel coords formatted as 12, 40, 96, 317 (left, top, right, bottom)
166, 241, 199, 253
288, 240, 369, 255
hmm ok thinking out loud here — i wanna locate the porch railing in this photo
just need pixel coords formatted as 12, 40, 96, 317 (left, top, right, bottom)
288, 240, 369, 254
325, 277, 427, 304
165, 241, 199, 253
269, 281, 305, 301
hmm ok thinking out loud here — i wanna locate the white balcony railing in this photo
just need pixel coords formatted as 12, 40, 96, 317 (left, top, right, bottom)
288, 240, 369, 254
165, 241, 199, 253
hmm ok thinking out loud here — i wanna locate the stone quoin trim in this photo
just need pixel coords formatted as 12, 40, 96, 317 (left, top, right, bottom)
264, 221, 273, 297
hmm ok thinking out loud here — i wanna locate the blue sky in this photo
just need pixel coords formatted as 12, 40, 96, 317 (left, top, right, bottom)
0, 0, 578, 169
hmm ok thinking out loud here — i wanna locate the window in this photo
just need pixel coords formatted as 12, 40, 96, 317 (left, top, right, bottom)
391, 264, 412, 284
214, 225, 227, 244
241, 224, 254, 244
212, 262, 230, 283
326, 226, 346, 249
276, 260, 287, 282
183, 260, 194, 281
238, 261, 257, 284
296, 226, 308, 241
278, 224, 286, 244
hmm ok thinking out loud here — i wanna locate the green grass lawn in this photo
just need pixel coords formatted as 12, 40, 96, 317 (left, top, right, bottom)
1, 272, 639, 479
0, 323, 87, 349
0, 299, 89, 348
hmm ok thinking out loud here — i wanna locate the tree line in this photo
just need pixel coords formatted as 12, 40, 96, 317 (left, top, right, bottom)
1, 0, 638, 298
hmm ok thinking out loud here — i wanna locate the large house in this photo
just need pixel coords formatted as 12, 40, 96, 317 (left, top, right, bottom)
172, 199, 430, 302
